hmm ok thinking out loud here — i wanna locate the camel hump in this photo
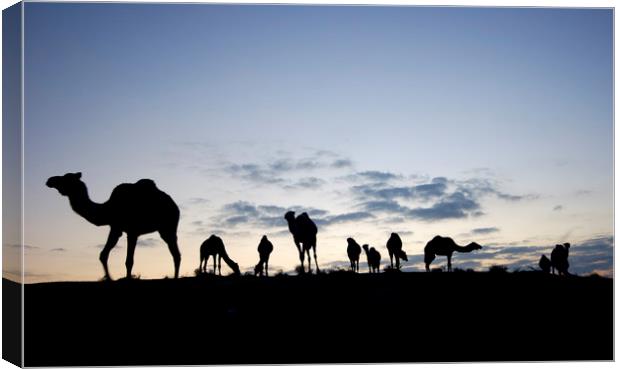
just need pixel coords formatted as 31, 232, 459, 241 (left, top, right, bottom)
136, 178, 157, 188
297, 212, 318, 234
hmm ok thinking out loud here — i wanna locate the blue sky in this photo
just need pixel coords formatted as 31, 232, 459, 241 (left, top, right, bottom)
11, 4, 613, 282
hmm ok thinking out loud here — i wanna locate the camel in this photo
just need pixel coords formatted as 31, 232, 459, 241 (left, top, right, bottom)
199, 235, 240, 276
550, 243, 571, 276
362, 244, 381, 273
539, 254, 552, 274
424, 235, 482, 272
46, 172, 181, 280
255, 235, 274, 276
386, 233, 408, 269
346, 238, 362, 272
284, 211, 319, 274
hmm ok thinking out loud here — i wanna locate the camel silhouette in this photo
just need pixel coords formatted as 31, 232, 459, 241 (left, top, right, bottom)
386, 233, 408, 269
539, 254, 552, 274
362, 244, 381, 273
284, 211, 319, 274
346, 238, 362, 272
199, 235, 240, 276
46, 172, 181, 280
424, 235, 482, 272
550, 243, 571, 276
254, 235, 274, 277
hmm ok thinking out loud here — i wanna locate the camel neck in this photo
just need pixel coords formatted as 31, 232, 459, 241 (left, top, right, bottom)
453, 244, 474, 252
68, 186, 109, 226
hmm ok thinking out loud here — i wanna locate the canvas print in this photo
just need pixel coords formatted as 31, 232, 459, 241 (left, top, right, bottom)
2, 2, 613, 366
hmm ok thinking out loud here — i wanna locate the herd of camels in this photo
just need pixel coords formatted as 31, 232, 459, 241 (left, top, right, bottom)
46, 172, 572, 280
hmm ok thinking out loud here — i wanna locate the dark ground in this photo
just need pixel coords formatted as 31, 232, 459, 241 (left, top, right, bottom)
18, 271, 613, 366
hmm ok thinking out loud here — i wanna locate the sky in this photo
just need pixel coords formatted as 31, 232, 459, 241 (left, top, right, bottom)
6, 3, 613, 282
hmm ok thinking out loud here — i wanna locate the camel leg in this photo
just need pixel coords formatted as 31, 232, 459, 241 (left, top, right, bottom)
447, 255, 452, 272
306, 249, 312, 274
218, 255, 222, 275
389, 252, 394, 269
99, 228, 122, 280
312, 246, 319, 273
160, 230, 181, 279
125, 233, 138, 279
265, 260, 269, 277
212, 255, 217, 274
299, 249, 306, 274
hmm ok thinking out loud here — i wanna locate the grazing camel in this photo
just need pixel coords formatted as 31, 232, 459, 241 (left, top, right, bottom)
550, 243, 571, 276
424, 235, 482, 272
284, 211, 319, 274
255, 235, 274, 276
386, 233, 408, 269
362, 244, 381, 273
46, 172, 181, 280
346, 238, 362, 272
199, 235, 240, 276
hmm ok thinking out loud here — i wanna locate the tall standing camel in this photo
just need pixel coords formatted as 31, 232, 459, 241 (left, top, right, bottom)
255, 235, 274, 276
550, 243, 571, 276
346, 237, 362, 272
386, 233, 408, 269
46, 172, 181, 280
199, 235, 240, 276
362, 244, 381, 273
284, 211, 319, 274
424, 235, 482, 272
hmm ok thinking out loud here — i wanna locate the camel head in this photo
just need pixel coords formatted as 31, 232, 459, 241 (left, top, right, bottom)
284, 211, 296, 223
362, 244, 369, 253
46, 172, 84, 196
468, 242, 483, 251
230, 262, 241, 276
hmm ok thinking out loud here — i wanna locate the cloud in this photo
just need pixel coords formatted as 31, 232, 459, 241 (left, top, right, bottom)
471, 227, 500, 235
349, 171, 402, 182
317, 212, 375, 226
408, 191, 481, 220
226, 163, 285, 185
225, 151, 353, 187
50, 248, 67, 252
214, 201, 373, 231
553, 205, 563, 211
285, 177, 326, 190
352, 175, 537, 222
331, 159, 353, 168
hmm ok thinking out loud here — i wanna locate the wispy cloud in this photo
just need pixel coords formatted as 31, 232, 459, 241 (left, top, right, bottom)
225, 150, 354, 187
353, 175, 536, 222
213, 201, 374, 231
471, 227, 500, 235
